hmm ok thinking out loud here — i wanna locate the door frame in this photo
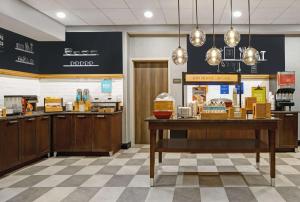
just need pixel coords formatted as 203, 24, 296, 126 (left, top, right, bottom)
129, 58, 171, 145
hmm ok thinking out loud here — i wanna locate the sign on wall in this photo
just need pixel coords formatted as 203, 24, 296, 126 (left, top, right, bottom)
220, 85, 229, 94
39, 32, 123, 74
0, 27, 39, 73
101, 79, 113, 93
187, 34, 285, 74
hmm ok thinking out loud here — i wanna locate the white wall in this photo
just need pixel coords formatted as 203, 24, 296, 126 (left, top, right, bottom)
285, 37, 300, 139
0, 75, 40, 106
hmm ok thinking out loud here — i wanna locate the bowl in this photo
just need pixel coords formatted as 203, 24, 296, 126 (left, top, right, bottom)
153, 111, 173, 119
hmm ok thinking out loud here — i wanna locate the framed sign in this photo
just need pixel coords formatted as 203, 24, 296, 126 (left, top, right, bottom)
220, 85, 229, 94
101, 79, 113, 93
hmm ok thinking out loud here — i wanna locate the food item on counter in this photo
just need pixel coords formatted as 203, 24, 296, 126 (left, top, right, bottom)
210, 98, 232, 108
153, 93, 175, 119
228, 107, 246, 119
177, 106, 192, 118
44, 97, 63, 112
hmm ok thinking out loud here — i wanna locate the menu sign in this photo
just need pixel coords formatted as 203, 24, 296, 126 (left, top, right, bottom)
39, 32, 123, 74
277, 71, 295, 89
0, 27, 39, 73
185, 74, 239, 83
188, 34, 285, 74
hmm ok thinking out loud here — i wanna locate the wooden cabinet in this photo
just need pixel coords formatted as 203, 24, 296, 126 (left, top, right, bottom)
0, 119, 21, 171
21, 117, 37, 162
53, 115, 73, 152
74, 115, 93, 151
272, 112, 298, 150
36, 116, 50, 156
93, 115, 111, 152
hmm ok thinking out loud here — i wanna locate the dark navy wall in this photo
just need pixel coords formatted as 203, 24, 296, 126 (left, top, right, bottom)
187, 34, 285, 74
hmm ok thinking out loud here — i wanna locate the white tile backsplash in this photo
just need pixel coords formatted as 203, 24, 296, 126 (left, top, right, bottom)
0, 75, 123, 107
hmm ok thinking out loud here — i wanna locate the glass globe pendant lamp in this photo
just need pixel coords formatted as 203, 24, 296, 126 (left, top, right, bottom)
243, 0, 259, 65
189, 0, 206, 47
206, 0, 222, 66
172, 0, 188, 65
224, 0, 240, 47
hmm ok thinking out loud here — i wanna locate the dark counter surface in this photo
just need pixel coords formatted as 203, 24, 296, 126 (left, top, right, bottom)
271, 111, 299, 114
0, 111, 122, 121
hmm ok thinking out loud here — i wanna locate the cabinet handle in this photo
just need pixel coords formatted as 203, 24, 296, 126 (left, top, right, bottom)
8, 120, 18, 124
42, 116, 49, 120
285, 114, 294, 117
77, 115, 86, 118
27, 118, 36, 121
96, 115, 105, 118
56, 115, 66, 118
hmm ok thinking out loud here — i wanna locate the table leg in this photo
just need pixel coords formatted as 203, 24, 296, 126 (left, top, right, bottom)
150, 129, 156, 187
158, 130, 163, 163
255, 129, 260, 169
268, 129, 276, 186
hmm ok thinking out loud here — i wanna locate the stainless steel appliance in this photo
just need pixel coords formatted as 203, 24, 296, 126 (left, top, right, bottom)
4, 95, 38, 115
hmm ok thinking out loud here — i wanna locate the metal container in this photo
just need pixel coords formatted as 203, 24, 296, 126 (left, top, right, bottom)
177, 106, 192, 118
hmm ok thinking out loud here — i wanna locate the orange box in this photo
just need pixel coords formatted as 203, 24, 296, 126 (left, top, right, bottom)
253, 103, 271, 119
245, 97, 257, 111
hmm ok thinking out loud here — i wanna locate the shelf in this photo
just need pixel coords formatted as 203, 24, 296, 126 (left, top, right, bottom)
63, 54, 99, 57
222, 59, 268, 62
15, 60, 35, 66
155, 139, 269, 153
63, 65, 99, 67
15, 48, 34, 54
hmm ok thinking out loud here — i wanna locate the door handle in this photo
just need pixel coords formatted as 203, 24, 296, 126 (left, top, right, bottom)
27, 118, 36, 121
96, 115, 105, 118
42, 116, 49, 120
285, 114, 294, 117
56, 115, 66, 118
8, 120, 18, 124
77, 115, 86, 118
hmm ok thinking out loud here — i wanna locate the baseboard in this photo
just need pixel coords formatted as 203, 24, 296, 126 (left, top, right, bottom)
298, 140, 300, 146
121, 142, 131, 149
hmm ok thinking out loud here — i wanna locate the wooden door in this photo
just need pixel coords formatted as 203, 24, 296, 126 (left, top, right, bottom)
134, 61, 168, 144
0, 119, 21, 171
74, 115, 93, 151
53, 115, 73, 152
93, 115, 111, 152
21, 118, 37, 161
36, 116, 50, 155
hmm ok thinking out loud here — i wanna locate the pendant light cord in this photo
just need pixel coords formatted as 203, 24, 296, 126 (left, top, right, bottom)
230, 0, 233, 28
248, 0, 251, 46
213, 0, 215, 46
178, 0, 181, 47
196, 0, 199, 28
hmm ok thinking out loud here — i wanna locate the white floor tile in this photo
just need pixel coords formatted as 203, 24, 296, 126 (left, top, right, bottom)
263, 174, 295, 187
161, 166, 179, 173
200, 187, 229, 202
89, 187, 125, 202
197, 154, 213, 159
128, 175, 150, 187
108, 158, 129, 166
198, 166, 218, 172
75, 166, 103, 175
214, 159, 233, 166
34, 166, 66, 175
33, 175, 71, 187
281, 158, 300, 165
0, 188, 27, 202
116, 166, 140, 175
146, 187, 174, 202
179, 159, 197, 166
235, 166, 259, 173
0, 175, 29, 188
164, 153, 181, 159
250, 187, 285, 202
80, 175, 113, 187
34, 158, 64, 166
132, 153, 149, 159
33, 187, 76, 202
276, 165, 300, 174
71, 158, 97, 166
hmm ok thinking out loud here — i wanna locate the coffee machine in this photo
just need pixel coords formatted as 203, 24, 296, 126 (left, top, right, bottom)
275, 72, 295, 111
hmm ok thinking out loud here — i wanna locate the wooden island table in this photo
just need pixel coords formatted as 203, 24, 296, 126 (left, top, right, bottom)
145, 117, 279, 187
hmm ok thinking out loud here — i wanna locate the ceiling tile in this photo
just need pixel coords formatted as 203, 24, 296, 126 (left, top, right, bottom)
258, 0, 294, 8
72, 9, 113, 25
251, 7, 286, 22
22, 0, 62, 11
159, 0, 193, 9
42, 9, 87, 25
131, 8, 165, 24
163, 8, 193, 24
125, 0, 160, 9
102, 9, 139, 24
56, 0, 96, 9
91, 0, 128, 9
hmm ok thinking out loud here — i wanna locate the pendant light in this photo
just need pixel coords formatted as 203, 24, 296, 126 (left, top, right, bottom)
206, 0, 222, 66
224, 0, 240, 47
243, 0, 259, 66
172, 0, 188, 65
189, 0, 206, 47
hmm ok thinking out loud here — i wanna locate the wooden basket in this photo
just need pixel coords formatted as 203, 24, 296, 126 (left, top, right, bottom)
200, 112, 228, 120
228, 108, 246, 119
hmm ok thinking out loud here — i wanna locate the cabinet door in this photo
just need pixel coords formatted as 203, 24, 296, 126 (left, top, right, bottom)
53, 115, 73, 152
0, 120, 21, 171
74, 115, 93, 151
93, 115, 111, 152
37, 116, 50, 155
279, 113, 298, 148
21, 118, 37, 161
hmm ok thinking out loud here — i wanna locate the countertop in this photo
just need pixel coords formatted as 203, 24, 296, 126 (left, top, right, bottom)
0, 111, 122, 121
271, 111, 299, 114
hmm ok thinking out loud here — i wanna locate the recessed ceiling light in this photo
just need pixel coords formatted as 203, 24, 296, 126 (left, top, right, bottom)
56, 11, 66, 19
233, 11, 242, 18
144, 11, 153, 18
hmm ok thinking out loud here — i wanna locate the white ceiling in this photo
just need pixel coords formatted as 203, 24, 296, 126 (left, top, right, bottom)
21, 0, 300, 26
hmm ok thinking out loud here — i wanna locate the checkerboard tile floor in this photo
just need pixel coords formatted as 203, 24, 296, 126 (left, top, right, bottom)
1, 145, 300, 202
